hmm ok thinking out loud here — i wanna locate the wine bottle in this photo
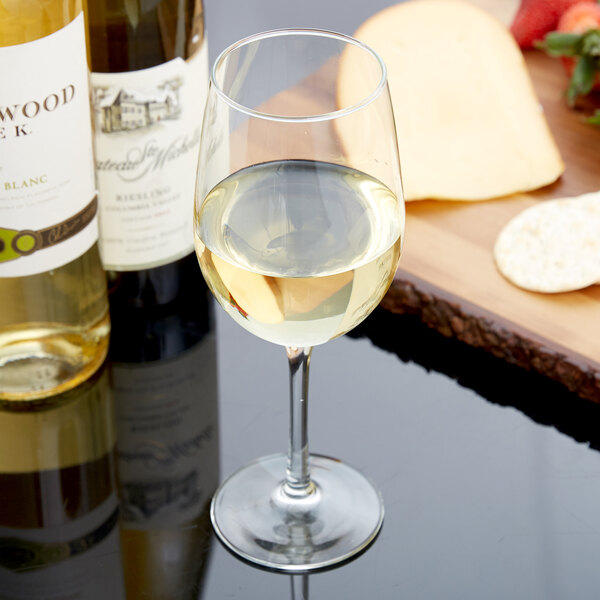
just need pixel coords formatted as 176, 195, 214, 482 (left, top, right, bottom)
0, 361, 126, 599
0, 1, 111, 402
109, 276, 219, 599
87, 0, 209, 309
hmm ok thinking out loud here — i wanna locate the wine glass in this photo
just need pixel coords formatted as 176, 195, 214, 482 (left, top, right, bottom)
194, 28, 404, 572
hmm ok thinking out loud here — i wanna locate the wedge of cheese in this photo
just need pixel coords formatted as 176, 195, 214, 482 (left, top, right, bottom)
211, 254, 284, 324
337, 0, 564, 201
278, 271, 354, 316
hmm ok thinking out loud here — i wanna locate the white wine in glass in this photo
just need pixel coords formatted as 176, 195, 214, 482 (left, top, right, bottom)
194, 29, 405, 572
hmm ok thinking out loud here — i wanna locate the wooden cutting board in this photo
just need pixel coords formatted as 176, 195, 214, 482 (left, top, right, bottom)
382, 50, 600, 402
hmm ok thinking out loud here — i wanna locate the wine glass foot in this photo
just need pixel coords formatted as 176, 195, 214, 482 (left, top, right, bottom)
210, 453, 384, 572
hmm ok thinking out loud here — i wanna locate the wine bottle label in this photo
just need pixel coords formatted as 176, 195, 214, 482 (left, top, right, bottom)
112, 332, 219, 527
91, 42, 209, 271
0, 13, 99, 278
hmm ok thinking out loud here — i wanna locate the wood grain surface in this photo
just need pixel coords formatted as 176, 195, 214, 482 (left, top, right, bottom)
383, 50, 600, 401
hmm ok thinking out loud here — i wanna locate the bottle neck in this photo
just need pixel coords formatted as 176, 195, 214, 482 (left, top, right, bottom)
107, 252, 202, 310
108, 255, 213, 363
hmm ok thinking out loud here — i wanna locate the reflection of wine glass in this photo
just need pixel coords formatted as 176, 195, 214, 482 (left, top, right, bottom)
194, 29, 404, 572
290, 574, 309, 600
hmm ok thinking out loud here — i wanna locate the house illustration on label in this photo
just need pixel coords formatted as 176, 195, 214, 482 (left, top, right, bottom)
93, 78, 182, 133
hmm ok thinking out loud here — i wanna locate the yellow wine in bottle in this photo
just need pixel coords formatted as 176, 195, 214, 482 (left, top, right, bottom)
0, 1, 110, 402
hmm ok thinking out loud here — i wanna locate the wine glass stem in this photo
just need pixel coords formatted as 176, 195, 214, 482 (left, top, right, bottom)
285, 346, 314, 497
290, 574, 309, 600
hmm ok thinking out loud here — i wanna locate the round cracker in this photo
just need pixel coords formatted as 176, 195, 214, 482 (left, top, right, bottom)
494, 191, 600, 293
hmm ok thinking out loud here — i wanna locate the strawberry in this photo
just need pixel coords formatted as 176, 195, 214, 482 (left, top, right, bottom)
537, 1, 600, 107
510, 0, 595, 48
557, 3, 600, 99
559, 1, 600, 32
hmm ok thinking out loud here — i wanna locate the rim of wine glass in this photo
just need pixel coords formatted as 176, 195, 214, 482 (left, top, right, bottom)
210, 28, 388, 123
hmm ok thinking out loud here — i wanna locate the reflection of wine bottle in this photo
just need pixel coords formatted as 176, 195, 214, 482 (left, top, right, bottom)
87, 0, 209, 308
0, 362, 126, 599
110, 277, 219, 599
0, 1, 110, 402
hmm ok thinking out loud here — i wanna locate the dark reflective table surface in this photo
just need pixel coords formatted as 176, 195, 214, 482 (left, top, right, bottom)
205, 305, 600, 600
3, 287, 600, 599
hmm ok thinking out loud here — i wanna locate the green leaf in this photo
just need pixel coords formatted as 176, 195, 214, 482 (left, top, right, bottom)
536, 32, 581, 57
588, 109, 600, 125
566, 55, 597, 106
580, 29, 600, 57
